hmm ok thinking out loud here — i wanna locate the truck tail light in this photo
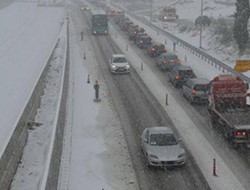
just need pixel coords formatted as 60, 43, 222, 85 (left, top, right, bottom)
235, 131, 247, 137
175, 75, 180, 80
163, 48, 167, 52
163, 61, 167, 64
152, 48, 155, 51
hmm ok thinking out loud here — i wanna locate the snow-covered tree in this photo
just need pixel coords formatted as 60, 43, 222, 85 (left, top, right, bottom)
233, 0, 250, 53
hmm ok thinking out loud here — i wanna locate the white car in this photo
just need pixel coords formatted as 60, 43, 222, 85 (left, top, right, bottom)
109, 54, 130, 74
141, 126, 186, 168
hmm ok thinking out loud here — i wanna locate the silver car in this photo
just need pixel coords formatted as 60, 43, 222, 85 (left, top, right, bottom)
141, 126, 186, 168
182, 78, 209, 104
109, 54, 130, 74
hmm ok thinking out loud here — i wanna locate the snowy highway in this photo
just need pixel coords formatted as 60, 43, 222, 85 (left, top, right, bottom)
1, 0, 250, 190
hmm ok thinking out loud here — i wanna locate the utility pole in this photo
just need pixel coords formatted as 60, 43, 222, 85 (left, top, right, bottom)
150, 0, 153, 22
199, 0, 203, 48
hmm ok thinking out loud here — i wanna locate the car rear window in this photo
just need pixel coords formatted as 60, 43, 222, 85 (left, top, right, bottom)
179, 70, 195, 77
165, 54, 178, 59
194, 84, 208, 91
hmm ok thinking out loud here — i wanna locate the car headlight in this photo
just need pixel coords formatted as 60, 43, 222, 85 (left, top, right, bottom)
126, 65, 130, 68
149, 154, 158, 159
112, 65, 116, 68
178, 152, 185, 158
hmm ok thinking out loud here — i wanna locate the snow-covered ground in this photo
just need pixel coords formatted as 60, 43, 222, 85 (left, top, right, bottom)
0, 1, 64, 160
1, 0, 250, 189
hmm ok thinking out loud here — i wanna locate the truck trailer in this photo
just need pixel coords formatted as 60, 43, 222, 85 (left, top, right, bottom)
208, 74, 250, 147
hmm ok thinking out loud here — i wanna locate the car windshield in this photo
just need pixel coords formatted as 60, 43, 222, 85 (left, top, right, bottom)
113, 57, 127, 63
194, 84, 209, 91
149, 133, 177, 146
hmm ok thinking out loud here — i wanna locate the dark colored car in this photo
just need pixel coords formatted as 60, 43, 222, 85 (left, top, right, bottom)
128, 27, 144, 41
169, 65, 196, 87
147, 43, 167, 57
195, 15, 211, 26
136, 36, 152, 49
134, 32, 147, 43
127, 24, 139, 37
119, 18, 133, 31
155, 52, 181, 71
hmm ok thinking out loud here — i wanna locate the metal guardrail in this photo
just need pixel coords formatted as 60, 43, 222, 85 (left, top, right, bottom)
111, 3, 250, 85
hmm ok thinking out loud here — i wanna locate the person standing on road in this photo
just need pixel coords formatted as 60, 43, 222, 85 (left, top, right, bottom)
173, 41, 177, 51
94, 80, 100, 101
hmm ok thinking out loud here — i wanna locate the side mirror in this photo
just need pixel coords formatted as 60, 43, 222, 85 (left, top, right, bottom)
144, 139, 148, 143
178, 138, 182, 142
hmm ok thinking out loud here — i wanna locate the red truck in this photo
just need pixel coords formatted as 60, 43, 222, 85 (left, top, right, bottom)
208, 74, 250, 147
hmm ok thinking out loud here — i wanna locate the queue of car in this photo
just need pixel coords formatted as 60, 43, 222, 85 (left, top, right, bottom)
109, 11, 210, 169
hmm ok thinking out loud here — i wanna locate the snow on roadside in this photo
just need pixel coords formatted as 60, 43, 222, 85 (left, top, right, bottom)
11, 20, 67, 190
0, 2, 64, 159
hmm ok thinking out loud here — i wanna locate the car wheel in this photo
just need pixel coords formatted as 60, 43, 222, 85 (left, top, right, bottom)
182, 89, 185, 97
146, 158, 152, 168
189, 96, 194, 104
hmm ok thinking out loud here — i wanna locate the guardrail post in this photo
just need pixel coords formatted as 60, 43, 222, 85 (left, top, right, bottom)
213, 158, 217, 176
166, 94, 168, 105
83, 52, 86, 59
87, 74, 90, 83
80, 31, 83, 41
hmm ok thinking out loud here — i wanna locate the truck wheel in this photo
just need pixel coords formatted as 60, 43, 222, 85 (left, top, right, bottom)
189, 96, 194, 105
209, 115, 216, 126
223, 129, 230, 140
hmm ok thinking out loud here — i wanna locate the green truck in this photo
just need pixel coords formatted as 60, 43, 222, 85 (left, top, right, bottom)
91, 9, 108, 34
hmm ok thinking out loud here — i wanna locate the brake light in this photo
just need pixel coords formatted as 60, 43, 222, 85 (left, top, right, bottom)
163, 61, 167, 64
152, 48, 155, 51
163, 48, 167, 52
176, 60, 181, 64
175, 75, 180, 80
192, 89, 196, 94
140, 40, 143, 44
235, 131, 247, 137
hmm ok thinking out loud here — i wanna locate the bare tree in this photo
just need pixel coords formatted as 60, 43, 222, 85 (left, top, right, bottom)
233, 0, 250, 54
